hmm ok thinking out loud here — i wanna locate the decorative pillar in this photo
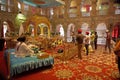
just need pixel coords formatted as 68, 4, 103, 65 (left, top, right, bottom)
76, 0, 81, 17
14, 0, 19, 13
31, 24, 37, 37
53, 7, 57, 18
47, 28, 50, 38
63, 23, 68, 42
91, 0, 97, 17
40, 27, 44, 35
91, 0, 97, 30
109, 1, 115, 15
64, 0, 70, 18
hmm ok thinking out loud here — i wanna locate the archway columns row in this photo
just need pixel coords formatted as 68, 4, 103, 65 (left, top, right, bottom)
27, 24, 51, 38
52, 15, 119, 35
55, 0, 116, 19
54, 22, 110, 44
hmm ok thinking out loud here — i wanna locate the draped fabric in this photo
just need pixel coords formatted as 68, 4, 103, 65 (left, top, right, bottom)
112, 26, 118, 38
85, 5, 91, 12
5, 49, 54, 77
0, 51, 8, 79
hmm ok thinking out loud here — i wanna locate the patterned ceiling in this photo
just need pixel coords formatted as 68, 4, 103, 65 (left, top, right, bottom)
19, 0, 65, 8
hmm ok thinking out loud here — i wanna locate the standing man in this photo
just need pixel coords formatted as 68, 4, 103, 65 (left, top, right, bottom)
94, 31, 98, 50
105, 30, 111, 53
90, 31, 95, 50
84, 31, 90, 55
76, 29, 84, 59
71, 31, 76, 44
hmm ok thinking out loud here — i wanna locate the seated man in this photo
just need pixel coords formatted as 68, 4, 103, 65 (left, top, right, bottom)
15, 36, 34, 57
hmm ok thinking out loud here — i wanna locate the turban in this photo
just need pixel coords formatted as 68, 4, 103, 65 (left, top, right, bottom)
78, 29, 82, 33
86, 31, 89, 35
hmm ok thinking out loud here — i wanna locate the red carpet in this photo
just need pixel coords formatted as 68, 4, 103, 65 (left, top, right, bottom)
13, 45, 120, 80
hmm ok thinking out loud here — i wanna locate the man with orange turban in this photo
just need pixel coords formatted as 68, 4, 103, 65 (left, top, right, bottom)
76, 29, 84, 59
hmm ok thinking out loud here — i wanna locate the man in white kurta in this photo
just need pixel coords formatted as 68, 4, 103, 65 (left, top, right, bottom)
15, 36, 34, 57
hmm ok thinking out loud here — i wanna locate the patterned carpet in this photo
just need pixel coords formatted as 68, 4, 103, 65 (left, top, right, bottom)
13, 45, 120, 80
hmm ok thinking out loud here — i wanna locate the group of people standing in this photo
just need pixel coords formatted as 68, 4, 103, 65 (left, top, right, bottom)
76, 29, 98, 59
75, 29, 116, 59
75, 29, 120, 76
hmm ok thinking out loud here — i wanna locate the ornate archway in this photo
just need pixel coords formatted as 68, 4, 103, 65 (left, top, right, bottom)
96, 23, 107, 45
23, 15, 51, 38
67, 23, 75, 42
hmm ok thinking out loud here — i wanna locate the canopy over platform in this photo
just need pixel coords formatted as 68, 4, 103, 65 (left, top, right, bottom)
23, 15, 51, 37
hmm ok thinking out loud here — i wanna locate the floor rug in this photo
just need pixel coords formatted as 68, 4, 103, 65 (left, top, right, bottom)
13, 45, 120, 80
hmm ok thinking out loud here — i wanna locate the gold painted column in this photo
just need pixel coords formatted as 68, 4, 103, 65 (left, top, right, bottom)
63, 23, 68, 42
40, 27, 44, 35
107, 1, 115, 32
14, 0, 19, 13
34, 24, 37, 37
76, 0, 81, 17
91, 0, 97, 17
53, 7, 57, 18
47, 28, 50, 38
109, 1, 115, 15
91, 0, 97, 30
64, 0, 69, 18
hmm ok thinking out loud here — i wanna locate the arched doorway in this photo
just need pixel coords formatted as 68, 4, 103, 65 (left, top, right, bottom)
38, 23, 48, 36
81, 23, 90, 35
55, 24, 65, 41
56, 24, 64, 37
3, 21, 9, 37
2, 20, 14, 37
67, 23, 75, 42
27, 24, 35, 37
24, 15, 51, 38
96, 23, 107, 45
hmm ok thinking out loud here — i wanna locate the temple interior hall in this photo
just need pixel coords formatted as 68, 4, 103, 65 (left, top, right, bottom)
0, 0, 120, 80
